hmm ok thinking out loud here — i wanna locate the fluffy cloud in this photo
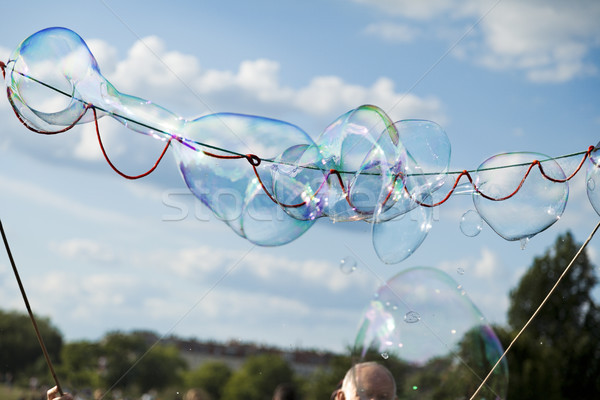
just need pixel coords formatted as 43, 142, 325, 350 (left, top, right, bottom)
91, 35, 444, 123
363, 22, 420, 43
353, 0, 462, 20
354, 0, 600, 82
127, 244, 377, 295
51, 238, 116, 263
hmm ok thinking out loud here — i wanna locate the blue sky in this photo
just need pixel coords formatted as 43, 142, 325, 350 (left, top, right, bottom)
0, 0, 598, 354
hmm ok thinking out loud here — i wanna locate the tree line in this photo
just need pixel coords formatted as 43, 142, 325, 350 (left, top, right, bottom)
1, 232, 599, 399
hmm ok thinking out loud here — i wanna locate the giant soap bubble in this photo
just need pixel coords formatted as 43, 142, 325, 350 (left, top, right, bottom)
473, 153, 568, 241
354, 267, 508, 399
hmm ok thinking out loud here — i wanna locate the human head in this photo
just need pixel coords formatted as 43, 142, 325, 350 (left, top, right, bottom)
273, 382, 297, 400
184, 388, 211, 400
335, 362, 397, 400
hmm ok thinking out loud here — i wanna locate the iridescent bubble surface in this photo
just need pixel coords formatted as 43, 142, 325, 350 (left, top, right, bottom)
372, 200, 432, 264
354, 267, 508, 399
396, 119, 451, 204
460, 209, 483, 237
3, 27, 595, 264
473, 152, 568, 241
587, 146, 600, 216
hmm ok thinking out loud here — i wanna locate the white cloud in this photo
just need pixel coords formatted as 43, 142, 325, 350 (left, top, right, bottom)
168, 246, 230, 277
477, 1, 600, 82
294, 76, 443, 122
97, 35, 445, 125
0, 45, 11, 63
51, 238, 116, 263
86, 39, 119, 76
434, 247, 502, 280
127, 243, 377, 295
242, 250, 375, 292
354, 0, 600, 83
363, 22, 419, 43
353, 0, 462, 20
473, 247, 500, 278
0, 174, 137, 226
110, 35, 201, 93
73, 117, 127, 161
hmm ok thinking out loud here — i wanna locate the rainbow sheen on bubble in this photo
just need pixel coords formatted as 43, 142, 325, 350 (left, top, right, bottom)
3, 27, 594, 264
587, 145, 600, 217
473, 152, 568, 241
354, 267, 508, 399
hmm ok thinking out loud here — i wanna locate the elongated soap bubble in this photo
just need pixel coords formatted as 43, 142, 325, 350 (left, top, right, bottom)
174, 113, 319, 245
473, 152, 568, 241
5, 27, 97, 130
354, 267, 508, 399
5, 27, 184, 138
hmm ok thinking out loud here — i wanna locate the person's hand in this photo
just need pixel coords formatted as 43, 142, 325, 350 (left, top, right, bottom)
47, 386, 74, 400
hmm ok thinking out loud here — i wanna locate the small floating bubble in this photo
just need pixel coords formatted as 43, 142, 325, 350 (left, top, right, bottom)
381, 352, 389, 359
404, 311, 421, 323
460, 209, 483, 237
339, 256, 357, 274
457, 267, 465, 275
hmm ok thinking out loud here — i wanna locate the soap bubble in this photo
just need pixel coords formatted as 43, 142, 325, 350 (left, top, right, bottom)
372, 201, 432, 264
587, 146, 600, 216
4, 27, 592, 265
460, 209, 483, 237
473, 152, 567, 241
403, 311, 421, 323
340, 256, 358, 274
354, 267, 508, 399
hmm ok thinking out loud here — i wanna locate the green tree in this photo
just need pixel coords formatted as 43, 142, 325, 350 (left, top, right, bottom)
134, 344, 185, 392
506, 231, 600, 398
221, 354, 294, 400
0, 310, 63, 380
99, 331, 186, 393
59, 340, 102, 389
302, 354, 352, 400
184, 360, 232, 400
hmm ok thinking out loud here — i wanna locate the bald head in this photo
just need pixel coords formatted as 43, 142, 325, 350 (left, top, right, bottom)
336, 362, 397, 400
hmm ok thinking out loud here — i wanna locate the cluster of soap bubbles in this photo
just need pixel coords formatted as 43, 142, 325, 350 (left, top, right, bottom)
354, 267, 508, 399
3, 27, 598, 264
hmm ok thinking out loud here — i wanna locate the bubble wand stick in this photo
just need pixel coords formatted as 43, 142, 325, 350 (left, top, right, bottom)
0, 220, 63, 396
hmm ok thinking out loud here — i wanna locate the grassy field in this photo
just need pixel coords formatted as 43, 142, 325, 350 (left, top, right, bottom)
0, 384, 44, 400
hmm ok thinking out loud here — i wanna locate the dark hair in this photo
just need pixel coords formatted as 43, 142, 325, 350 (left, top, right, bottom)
330, 379, 343, 400
273, 383, 297, 400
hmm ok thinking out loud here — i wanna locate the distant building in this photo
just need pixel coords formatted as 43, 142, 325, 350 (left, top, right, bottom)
140, 332, 336, 376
